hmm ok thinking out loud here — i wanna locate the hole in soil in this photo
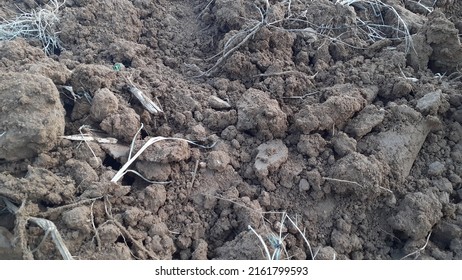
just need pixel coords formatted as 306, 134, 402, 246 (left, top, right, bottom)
115, 235, 132, 246
62, 100, 74, 117
140, 129, 148, 139
102, 155, 122, 170
121, 59, 132, 68
450, 190, 461, 204
53, 46, 62, 56
308, 55, 315, 66
122, 173, 136, 186
392, 230, 409, 242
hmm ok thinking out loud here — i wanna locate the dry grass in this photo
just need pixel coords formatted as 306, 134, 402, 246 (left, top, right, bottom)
191, 0, 417, 77
0, 0, 65, 55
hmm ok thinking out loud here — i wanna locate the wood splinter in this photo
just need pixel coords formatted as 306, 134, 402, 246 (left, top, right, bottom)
128, 86, 163, 114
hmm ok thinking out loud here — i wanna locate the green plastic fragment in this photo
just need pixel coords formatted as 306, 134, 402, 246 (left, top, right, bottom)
112, 63, 123, 71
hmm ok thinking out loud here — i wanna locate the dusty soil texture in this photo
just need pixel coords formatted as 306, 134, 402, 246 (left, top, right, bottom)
0, 0, 461, 260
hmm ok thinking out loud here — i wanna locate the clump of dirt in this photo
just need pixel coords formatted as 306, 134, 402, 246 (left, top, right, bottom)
0, 0, 461, 260
0, 73, 65, 160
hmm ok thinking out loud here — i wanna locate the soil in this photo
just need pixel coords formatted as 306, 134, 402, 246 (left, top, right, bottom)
0, 0, 461, 260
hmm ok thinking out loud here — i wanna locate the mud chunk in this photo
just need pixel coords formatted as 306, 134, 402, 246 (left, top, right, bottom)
390, 80, 413, 99
237, 88, 287, 140
327, 152, 385, 200
0, 38, 45, 63
148, 235, 175, 259
388, 192, 442, 240
90, 88, 119, 122
221, 125, 238, 141
424, 11, 462, 74
0, 227, 13, 249
433, 178, 453, 193
203, 109, 237, 131
62, 206, 91, 234
448, 122, 462, 142
306, 169, 322, 192
137, 139, 190, 163
192, 239, 208, 260
0, 73, 65, 160
207, 151, 231, 172
188, 124, 207, 142
135, 161, 171, 182
123, 207, 144, 227
416, 90, 442, 115
0, 166, 76, 205
432, 221, 462, 248
149, 222, 169, 237
71, 98, 92, 121
98, 223, 120, 244
427, 161, 445, 176
331, 229, 361, 254
451, 144, 462, 163
453, 109, 462, 123
213, 231, 263, 260
70, 64, 116, 93
360, 105, 438, 181
295, 90, 365, 134
65, 159, 99, 185
254, 140, 289, 178
294, 109, 319, 134
100, 107, 140, 143
332, 132, 357, 157
450, 239, 462, 259
299, 178, 310, 192
345, 105, 385, 138
143, 185, 167, 213
214, 0, 246, 30
279, 158, 303, 188
297, 134, 326, 158
315, 246, 338, 260
27, 59, 72, 85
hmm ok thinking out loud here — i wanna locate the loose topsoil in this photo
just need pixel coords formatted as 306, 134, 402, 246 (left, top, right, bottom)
0, 0, 461, 260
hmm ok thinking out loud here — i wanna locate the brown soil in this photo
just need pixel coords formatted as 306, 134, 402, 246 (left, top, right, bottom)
0, 0, 461, 260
